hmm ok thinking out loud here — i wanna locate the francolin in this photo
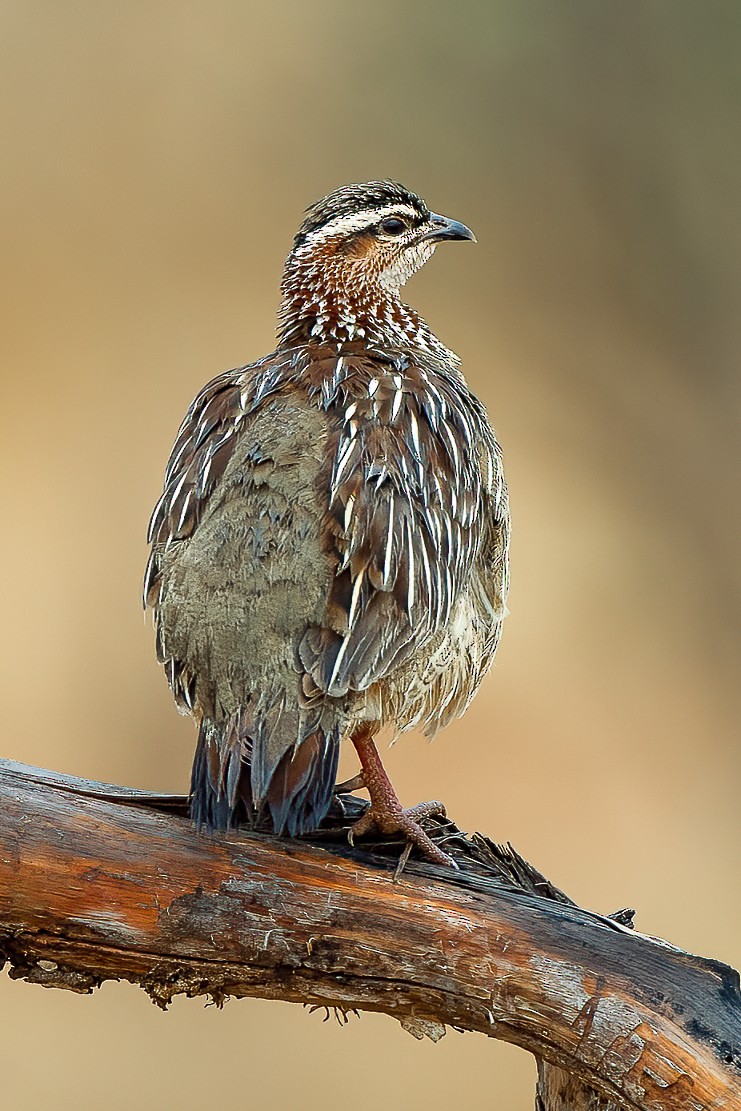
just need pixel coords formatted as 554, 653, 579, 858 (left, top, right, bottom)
145, 181, 509, 866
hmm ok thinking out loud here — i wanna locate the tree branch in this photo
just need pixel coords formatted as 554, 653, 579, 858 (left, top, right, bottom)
0, 758, 739, 1111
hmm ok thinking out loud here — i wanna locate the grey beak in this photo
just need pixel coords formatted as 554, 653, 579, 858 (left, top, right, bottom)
422, 212, 477, 243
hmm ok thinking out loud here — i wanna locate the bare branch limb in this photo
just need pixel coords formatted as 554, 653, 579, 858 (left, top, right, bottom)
0, 759, 739, 1111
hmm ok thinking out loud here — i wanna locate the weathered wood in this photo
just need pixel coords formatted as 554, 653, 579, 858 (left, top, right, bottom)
537, 1062, 623, 1110
0, 758, 739, 1111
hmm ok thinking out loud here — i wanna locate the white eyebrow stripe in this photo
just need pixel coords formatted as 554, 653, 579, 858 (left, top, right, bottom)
298, 205, 422, 245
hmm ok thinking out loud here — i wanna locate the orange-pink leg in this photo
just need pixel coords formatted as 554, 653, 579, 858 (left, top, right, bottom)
348, 727, 455, 868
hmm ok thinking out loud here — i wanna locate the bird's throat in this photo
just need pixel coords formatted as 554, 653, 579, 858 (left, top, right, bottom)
277, 256, 453, 359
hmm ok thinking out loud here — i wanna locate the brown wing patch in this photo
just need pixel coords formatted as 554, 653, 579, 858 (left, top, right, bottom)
299, 350, 505, 697
143, 351, 310, 706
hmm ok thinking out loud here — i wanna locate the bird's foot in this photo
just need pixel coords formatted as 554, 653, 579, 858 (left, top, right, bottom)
348, 798, 456, 868
348, 726, 457, 868
333, 773, 366, 795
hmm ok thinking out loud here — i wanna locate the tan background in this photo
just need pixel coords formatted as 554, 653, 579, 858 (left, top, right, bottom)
1, 2, 739, 1108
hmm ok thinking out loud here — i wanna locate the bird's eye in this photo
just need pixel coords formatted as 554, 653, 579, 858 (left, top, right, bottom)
379, 217, 407, 236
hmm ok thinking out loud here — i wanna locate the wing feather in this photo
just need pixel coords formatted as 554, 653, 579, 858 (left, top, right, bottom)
299, 350, 506, 698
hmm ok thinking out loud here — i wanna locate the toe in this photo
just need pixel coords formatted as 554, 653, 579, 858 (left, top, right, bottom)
348, 800, 456, 868
399, 823, 455, 868
406, 800, 446, 822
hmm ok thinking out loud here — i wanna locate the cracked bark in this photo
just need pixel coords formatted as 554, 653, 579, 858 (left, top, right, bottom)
0, 758, 739, 1111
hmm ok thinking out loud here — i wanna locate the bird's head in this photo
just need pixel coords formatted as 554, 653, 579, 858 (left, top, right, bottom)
279, 181, 475, 347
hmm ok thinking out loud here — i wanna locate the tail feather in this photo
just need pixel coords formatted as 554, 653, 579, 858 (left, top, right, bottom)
190, 715, 252, 830
190, 712, 339, 835
265, 728, 340, 836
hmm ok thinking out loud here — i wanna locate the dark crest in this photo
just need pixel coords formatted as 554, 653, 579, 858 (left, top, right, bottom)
293, 180, 429, 247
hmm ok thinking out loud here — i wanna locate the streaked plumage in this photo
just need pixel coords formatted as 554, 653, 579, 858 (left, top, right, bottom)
145, 181, 509, 861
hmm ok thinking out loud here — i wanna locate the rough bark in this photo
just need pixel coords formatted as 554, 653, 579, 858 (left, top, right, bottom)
0, 758, 739, 1111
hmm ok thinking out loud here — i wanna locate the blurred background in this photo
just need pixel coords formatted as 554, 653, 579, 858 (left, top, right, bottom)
1, 2, 739, 1107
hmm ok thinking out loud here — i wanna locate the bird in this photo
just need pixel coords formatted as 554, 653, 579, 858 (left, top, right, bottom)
144, 181, 509, 866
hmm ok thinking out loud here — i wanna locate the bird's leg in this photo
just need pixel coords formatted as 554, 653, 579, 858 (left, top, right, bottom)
348, 727, 455, 868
